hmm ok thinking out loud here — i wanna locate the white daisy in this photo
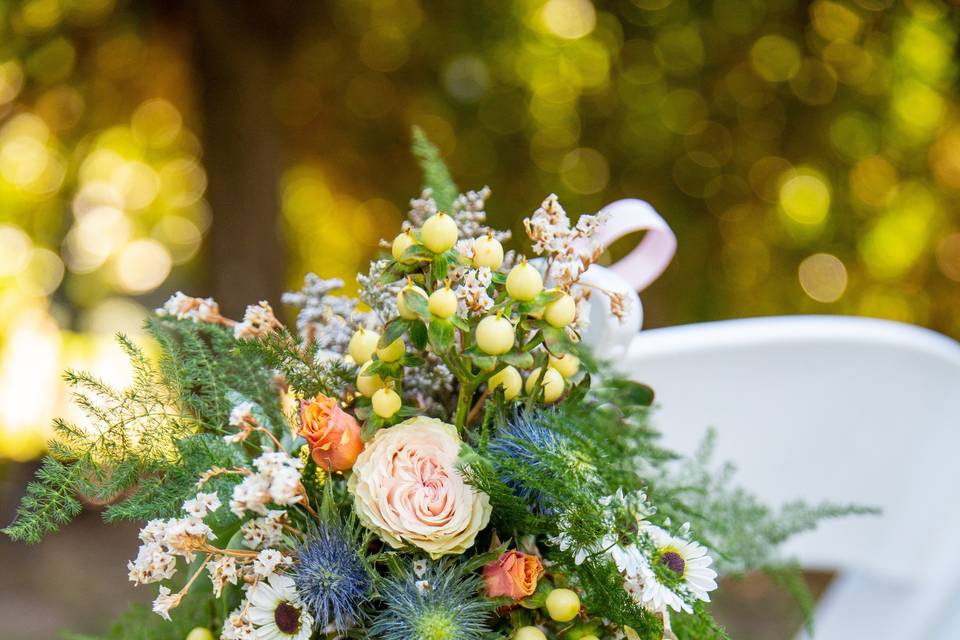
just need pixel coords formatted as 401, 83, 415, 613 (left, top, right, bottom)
638, 525, 718, 614
248, 573, 314, 640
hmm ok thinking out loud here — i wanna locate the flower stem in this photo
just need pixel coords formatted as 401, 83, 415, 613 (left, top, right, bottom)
454, 382, 477, 432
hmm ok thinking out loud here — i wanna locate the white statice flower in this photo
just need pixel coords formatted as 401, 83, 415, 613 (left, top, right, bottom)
230, 474, 272, 517
183, 491, 222, 519
255, 451, 305, 506
138, 518, 170, 544
163, 517, 216, 561
207, 555, 240, 598
635, 525, 719, 614
225, 401, 258, 444
283, 274, 376, 350
453, 266, 494, 314
241, 510, 286, 549
248, 573, 314, 640
253, 549, 291, 577
222, 605, 256, 640
234, 301, 282, 340
127, 541, 177, 585
157, 292, 222, 323
152, 585, 182, 621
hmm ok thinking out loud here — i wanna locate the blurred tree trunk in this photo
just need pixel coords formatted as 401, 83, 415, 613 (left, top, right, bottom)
183, 2, 305, 316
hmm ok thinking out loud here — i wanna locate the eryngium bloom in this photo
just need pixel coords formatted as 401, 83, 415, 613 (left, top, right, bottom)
487, 409, 574, 515
291, 521, 370, 632
370, 561, 494, 640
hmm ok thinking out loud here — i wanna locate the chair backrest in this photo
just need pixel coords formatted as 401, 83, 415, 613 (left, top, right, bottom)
615, 315, 960, 584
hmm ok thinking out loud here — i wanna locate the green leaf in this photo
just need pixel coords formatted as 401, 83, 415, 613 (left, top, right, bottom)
380, 319, 408, 347
400, 244, 435, 262
400, 288, 430, 321
409, 320, 428, 350
491, 272, 507, 285
450, 315, 471, 331
500, 351, 534, 369
428, 318, 454, 352
542, 325, 576, 353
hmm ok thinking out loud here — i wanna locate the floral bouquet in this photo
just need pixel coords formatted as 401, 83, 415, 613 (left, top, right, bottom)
4, 132, 864, 640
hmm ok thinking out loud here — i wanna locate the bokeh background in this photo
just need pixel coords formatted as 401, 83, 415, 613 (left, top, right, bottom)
0, 0, 957, 637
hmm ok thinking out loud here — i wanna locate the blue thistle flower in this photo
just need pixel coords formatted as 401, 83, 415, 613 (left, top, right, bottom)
370, 561, 494, 640
487, 408, 572, 514
291, 520, 371, 632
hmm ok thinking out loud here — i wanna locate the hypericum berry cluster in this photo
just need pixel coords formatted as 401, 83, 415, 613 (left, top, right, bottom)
347, 196, 594, 429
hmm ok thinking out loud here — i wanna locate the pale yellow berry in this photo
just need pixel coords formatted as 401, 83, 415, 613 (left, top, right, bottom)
514, 627, 547, 640
372, 387, 401, 418
548, 353, 580, 378
475, 315, 515, 355
391, 231, 417, 263
376, 338, 405, 363
472, 234, 504, 269
397, 285, 427, 320
544, 292, 577, 328
525, 367, 565, 403
356, 361, 385, 397
545, 588, 581, 622
428, 287, 458, 319
421, 212, 458, 253
185, 629, 215, 640
348, 328, 380, 364
488, 365, 522, 400
506, 260, 543, 302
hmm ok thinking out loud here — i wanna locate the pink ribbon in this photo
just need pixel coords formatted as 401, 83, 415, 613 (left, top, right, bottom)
577, 199, 676, 292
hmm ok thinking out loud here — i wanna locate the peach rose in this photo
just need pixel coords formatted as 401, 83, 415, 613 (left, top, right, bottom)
298, 394, 364, 471
484, 550, 544, 600
347, 417, 491, 558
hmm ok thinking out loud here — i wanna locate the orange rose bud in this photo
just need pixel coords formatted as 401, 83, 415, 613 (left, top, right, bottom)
298, 394, 364, 471
483, 550, 544, 600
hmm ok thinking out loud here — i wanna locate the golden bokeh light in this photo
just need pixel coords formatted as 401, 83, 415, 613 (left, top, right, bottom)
799, 253, 848, 303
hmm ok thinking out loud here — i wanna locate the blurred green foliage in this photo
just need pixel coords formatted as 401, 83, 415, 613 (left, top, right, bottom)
0, 0, 958, 458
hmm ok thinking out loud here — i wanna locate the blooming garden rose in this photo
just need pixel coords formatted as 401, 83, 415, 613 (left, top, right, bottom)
347, 417, 492, 558
298, 394, 364, 471
484, 550, 544, 600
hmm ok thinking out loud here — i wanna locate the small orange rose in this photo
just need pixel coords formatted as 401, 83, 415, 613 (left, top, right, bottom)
483, 550, 544, 600
299, 394, 364, 471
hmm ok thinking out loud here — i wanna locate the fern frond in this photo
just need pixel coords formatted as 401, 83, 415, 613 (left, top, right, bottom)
411, 126, 458, 211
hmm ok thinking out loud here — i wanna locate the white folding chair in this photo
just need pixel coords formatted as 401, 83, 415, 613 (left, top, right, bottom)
614, 316, 960, 639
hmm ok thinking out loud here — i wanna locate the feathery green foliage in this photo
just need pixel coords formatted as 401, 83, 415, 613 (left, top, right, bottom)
3, 334, 198, 542
411, 126, 458, 212
235, 327, 354, 399
4, 316, 285, 542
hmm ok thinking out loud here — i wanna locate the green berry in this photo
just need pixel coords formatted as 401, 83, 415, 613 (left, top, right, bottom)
421, 212, 458, 253
476, 315, 514, 355
506, 260, 544, 301
545, 587, 581, 622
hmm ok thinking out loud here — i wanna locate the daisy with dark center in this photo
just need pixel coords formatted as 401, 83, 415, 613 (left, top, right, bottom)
248, 573, 314, 640
370, 560, 495, 640
291, 520, 371, 633
637, 525, 718, 614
